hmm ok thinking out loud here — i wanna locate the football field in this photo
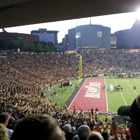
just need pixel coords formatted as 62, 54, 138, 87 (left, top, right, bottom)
45, 77, 140, 113
106, 77, 140, 112
66, 77, 140, 113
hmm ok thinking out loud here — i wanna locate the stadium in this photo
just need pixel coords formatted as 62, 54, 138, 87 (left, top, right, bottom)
1, 1, 140, 140
0, 49, 140, 139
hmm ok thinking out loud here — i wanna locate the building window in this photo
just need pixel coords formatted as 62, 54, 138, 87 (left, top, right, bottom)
97, 31, 102, 37
75, 32, 81, 38
111, 46, 117, 49
111, 36, 117, 45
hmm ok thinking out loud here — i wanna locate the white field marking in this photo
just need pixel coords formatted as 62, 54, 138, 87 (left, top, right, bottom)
104, 79, 108, 112
124, 79, 138, 95
120, 80, 125, 82
114, 79, 127, 105
68, 79, 87, 109
57, 95, 66, 104
126, 80, 130, 82
134, 79, 140, 85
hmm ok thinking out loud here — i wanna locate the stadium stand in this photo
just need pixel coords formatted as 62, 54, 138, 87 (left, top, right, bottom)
1, 51, 140, 140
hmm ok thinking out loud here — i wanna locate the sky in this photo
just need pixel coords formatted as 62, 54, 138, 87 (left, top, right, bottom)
0, 11, 139, 43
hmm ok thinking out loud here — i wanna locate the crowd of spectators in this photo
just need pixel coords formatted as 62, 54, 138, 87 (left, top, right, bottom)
82, 51, 140, 76
1, 51, 140, 140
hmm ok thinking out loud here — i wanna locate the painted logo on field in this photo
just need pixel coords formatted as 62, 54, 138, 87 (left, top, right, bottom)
85, 82, 101, 98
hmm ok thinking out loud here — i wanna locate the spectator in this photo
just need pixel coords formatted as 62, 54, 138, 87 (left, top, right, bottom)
11, 114, 65, 140
62, 124, 75, 140
95, 107, 99, 113
87, 131, 104, 140
91, 108, 94, 116
111, 118, 119, 140
0, 112, 13, 138
0, 123, 9, 140
73, 125, 91, 140
118, 94, 140, 140
101, 132, 109, 140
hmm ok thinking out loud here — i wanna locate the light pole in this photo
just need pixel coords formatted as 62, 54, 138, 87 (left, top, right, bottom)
75, 32, 81, 51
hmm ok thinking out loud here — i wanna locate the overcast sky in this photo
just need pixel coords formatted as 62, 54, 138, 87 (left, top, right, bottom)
0, 11, 139, 43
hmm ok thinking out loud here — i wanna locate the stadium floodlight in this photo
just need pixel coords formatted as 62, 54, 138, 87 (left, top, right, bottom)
75, 32, 81, 51
17, 48, 20, 52
75, 32, 81, 38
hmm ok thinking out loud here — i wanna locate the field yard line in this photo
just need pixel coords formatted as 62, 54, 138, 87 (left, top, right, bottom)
124, 79, 138, 95
68, 79, 87, 109
104, 79, 108, 112
134, 79, 140, 85
57, 94, 66, 104
114, 79, 127, 105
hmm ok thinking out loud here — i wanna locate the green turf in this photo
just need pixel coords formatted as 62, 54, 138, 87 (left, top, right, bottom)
45, 77, 140, 113
105, 77, 139, 112
44, 79, 82, 107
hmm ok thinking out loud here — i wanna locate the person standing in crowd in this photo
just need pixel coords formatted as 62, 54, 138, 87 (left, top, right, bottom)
118, 94, 140, 140
87, 131, 104, 140
11, 114, 65, 140
111, 119, 119, 140
95, 107, 99, 120
101, 131, 109, 140
0, 112, 13, 139
73, 125, 91, 140
62, 124, 75, 140
91, 108, 94, 116
0, 123, 9, 140
95, 107, 98, 114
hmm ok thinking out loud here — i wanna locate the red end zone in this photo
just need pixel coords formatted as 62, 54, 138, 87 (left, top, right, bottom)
68, 78, 108, 113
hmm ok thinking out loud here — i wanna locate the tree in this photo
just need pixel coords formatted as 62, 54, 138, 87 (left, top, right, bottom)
47, 42, 57, 52
31, 41, 57, 52
35, 43, 44, 52
7, 41, 18, 50
44, 45, 50, 52
0, 39, 6, 50
28, 43, 35, 52
18, 41, 25, 48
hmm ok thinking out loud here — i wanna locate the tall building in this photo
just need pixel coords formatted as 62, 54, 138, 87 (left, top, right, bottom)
65, 24, 111, 51
31, 28, 59, 45
113, 19, 140, 49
